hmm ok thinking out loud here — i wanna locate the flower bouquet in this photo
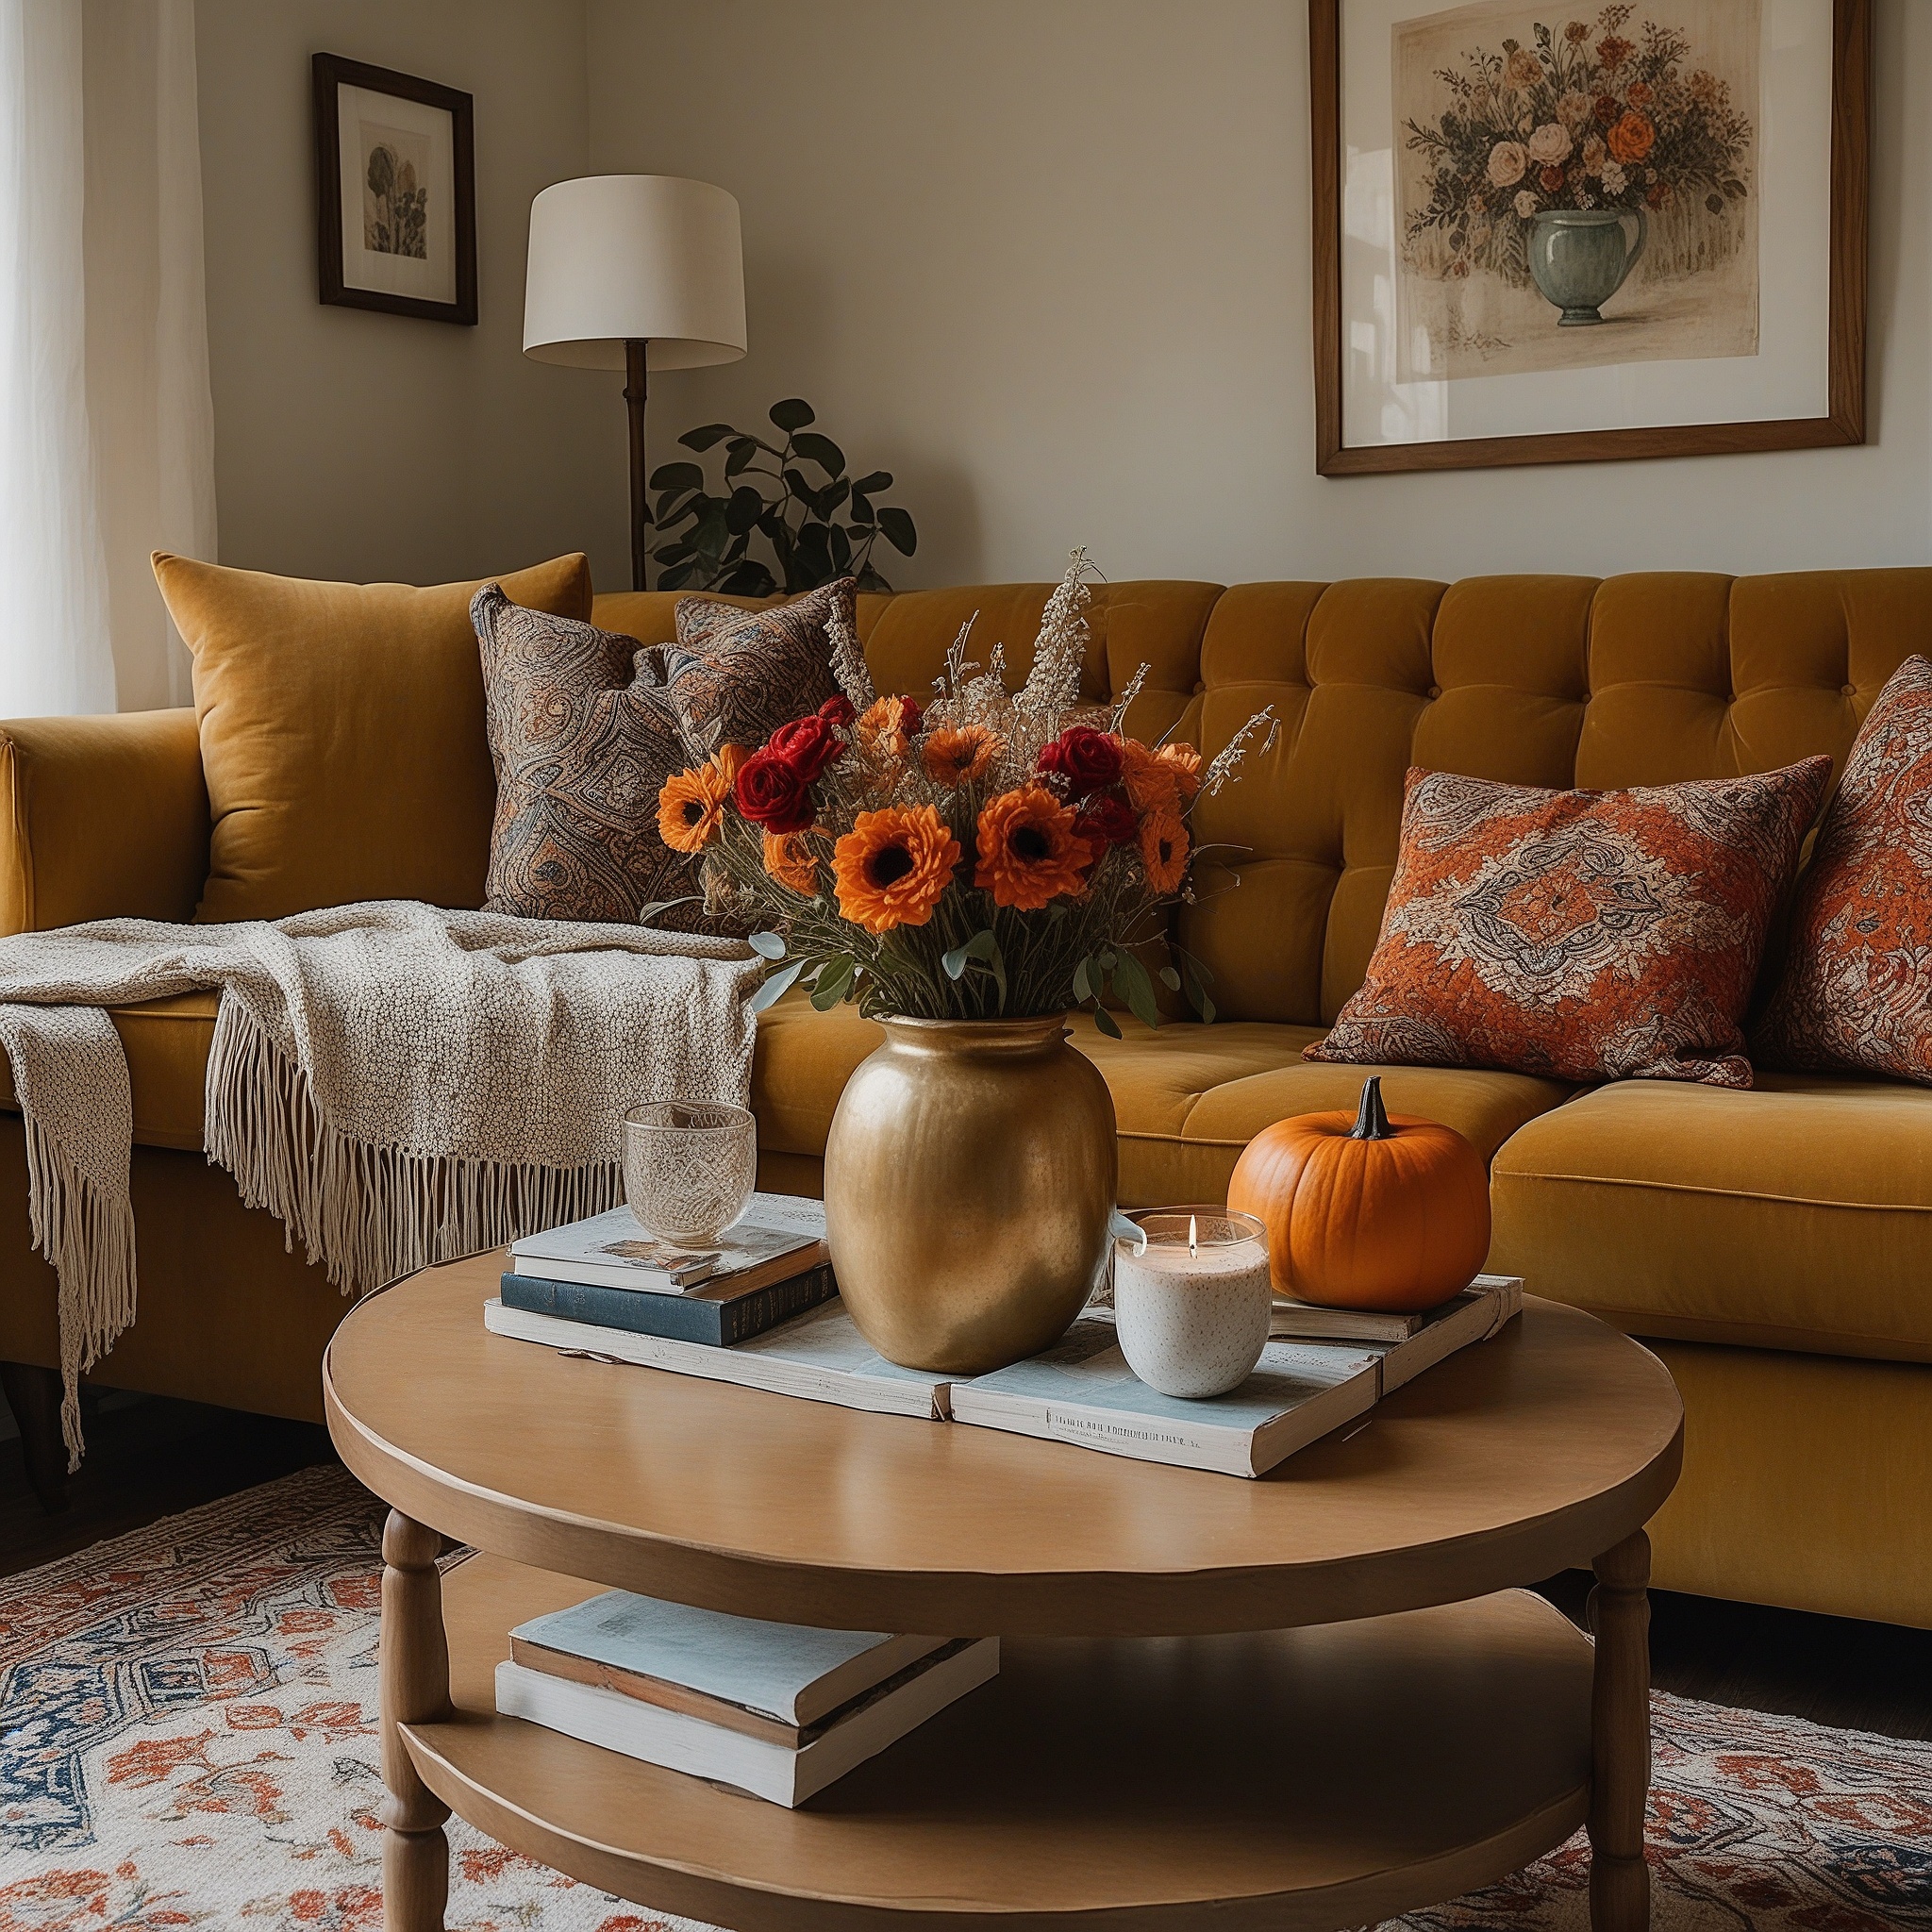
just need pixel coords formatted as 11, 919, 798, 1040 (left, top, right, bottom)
655, 555, 1274, 1035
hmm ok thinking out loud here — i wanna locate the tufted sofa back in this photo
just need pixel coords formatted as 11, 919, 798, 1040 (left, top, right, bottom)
592, 570, 1932, 1027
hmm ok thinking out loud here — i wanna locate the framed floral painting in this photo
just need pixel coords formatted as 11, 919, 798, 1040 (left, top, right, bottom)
1311, 0, 1867, 472
313, 54, 477, 326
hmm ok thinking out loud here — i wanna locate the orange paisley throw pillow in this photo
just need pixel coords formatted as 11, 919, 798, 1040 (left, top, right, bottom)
1308, 759, 1832, 1089
1755, 657, 1932, 1082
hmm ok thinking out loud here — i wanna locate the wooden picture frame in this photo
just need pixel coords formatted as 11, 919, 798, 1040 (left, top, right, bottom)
314, 53, 477, 326
1310, 0, 1868, 475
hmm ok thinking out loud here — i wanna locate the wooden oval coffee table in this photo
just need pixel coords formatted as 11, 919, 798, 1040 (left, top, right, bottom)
324, 1251, 1682, 1932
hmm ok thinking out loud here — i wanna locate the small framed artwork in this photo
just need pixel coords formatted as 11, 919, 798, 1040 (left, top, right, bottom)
1311, 0, 1868, 473
313, 53, 476, 326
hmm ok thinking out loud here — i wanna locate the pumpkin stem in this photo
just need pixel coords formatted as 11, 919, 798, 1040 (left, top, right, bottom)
1351, 1075, 1395, 1141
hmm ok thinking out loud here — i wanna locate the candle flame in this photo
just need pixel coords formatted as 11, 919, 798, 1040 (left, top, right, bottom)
1188, 1212, 1198, 1259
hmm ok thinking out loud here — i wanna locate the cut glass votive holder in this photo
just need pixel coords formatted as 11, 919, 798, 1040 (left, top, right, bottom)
623, 1099, 757, 1249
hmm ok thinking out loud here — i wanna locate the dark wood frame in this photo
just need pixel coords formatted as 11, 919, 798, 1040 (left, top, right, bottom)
313, 53, 477, 327
1310, 0, 1869, 475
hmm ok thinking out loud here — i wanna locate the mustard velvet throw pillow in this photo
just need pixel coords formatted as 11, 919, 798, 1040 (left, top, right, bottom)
153, 552, 591, 922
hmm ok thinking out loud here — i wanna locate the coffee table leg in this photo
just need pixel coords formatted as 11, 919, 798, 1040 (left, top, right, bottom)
380, 1510, 451, 1931
1588, 1529, 1652, 1932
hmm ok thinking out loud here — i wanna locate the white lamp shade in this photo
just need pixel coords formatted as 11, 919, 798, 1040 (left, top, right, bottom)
524, 175, 747, 373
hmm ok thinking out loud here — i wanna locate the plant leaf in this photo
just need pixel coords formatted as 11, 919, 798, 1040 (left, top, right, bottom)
656, 560, 703, 591
679, 424, 736, 451
1072, 957, 1094, 1004
791, 431, 847, 475
769, 397, 816, 432
877, 506, 917, 555
847, 493, 875, 528
1091, 1004, 1124, 1040
649, 460, 706, 491
810, 956, 856, 1009
719, 560, 776, 597
1158, 964, 1182, 991
747, 930, 788, 959
1113, 949, 1162, 1031
850, 470, 892, 494
747, 958, 806, 1013
725, 486, 764, 535
857, 564, 892, 594
941, 941, 973, 980
635, 895, 701, 924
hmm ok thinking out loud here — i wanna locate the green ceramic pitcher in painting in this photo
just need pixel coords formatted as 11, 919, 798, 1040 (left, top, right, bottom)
1527, 207, 1648, 326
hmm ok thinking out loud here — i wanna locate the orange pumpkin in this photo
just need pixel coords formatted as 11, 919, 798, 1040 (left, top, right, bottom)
1225, 1076, 1491, 1311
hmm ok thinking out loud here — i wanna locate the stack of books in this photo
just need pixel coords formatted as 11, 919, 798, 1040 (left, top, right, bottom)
495, 1590, 997, 1806
485, 1196, 1524, 1477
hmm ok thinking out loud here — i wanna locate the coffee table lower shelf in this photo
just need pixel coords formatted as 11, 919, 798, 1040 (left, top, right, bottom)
403, 1553, 1596, 1932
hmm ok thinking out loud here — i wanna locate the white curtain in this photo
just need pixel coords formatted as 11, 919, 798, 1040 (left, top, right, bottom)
0, 0, 215, 719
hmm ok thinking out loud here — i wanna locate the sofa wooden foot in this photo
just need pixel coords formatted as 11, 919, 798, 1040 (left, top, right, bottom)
1, 1361, 69, 1513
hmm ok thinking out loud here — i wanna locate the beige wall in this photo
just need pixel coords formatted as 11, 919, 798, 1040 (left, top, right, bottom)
587, 0, 1930, 590
195, 0, 628, 592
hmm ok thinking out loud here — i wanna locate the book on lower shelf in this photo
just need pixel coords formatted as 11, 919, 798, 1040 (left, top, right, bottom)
495, 1588, 995, 1807
483, 1295, 953, 1420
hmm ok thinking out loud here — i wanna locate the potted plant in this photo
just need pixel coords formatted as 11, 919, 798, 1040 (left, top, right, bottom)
656, 556, 1275, 1373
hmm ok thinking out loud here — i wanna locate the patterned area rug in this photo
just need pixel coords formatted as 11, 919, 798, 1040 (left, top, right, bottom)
2, 1466, 1928, 1931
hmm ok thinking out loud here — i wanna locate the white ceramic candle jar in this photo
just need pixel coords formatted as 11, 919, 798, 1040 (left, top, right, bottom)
1112, 1208, 1273, 1399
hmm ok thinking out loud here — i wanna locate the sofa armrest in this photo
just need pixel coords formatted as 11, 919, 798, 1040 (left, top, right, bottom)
0, 709, 209, 934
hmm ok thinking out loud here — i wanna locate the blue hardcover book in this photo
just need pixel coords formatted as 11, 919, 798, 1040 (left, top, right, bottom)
501, 1257, 837, 1347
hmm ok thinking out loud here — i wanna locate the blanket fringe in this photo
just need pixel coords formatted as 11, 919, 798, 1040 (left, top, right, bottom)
204, 999, 625, 1296
20, 1108, 137, 1471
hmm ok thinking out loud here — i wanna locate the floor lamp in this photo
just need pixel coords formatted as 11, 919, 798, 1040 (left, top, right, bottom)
523, 175, 748, 591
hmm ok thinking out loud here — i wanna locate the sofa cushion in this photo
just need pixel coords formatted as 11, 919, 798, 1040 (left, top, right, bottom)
750, 992, 1571, 1207
1310, 759, 1832, 1088
154, 551, 591, 922
0, 991, 216, 1152
1490, 1074, 1932, 1363
1756, 655, 1932, 1083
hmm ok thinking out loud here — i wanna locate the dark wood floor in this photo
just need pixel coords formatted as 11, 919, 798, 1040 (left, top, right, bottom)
6, 1391, 1931, 1743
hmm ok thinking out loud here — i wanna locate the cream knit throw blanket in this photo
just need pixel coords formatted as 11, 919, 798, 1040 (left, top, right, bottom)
0, 900, 764, 1466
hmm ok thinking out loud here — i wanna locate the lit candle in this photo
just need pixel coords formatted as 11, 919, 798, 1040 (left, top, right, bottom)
1112, 1207, 1272, 1399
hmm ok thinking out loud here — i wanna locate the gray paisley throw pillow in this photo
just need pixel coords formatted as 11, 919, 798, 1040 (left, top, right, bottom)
472, 578, 851, 925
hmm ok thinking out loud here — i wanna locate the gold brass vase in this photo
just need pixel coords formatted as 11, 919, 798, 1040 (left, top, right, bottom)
824, 1013, 1117, 1374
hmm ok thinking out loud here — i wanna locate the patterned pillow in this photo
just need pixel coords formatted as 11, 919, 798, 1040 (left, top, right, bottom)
1308, 759, 1833, 1089
1755, 657, 1932, 1082
473, 578, 852, 925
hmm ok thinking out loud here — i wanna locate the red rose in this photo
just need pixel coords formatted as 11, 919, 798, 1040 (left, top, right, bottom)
734, 748, 816, 833
1539, 164, 1566, 192
895, 696, 924, 736
1037, 725, 1124, 798
765, 714, 842, 783
1073, 791, 1138, 850
818, 695, 857, 728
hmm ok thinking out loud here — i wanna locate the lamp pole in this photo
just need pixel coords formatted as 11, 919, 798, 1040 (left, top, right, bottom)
625, 338, 650, 591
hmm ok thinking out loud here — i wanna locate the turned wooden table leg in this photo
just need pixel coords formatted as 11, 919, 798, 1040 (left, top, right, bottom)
1588, 1529, 1652, 1932
380, 1510, 451, 1932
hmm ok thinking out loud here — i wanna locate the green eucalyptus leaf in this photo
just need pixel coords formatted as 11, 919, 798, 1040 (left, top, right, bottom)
1072, 957, 1094, 1004
810, 957, 856, 1009
747, 958, 806, 1013
1113, 950, 1162, 1031
1091, 1005, 1124, 1041
1158, 964, 1182, 991
747, 930, 787, 959
769, 397, 816, 432
941, 941, 973, 980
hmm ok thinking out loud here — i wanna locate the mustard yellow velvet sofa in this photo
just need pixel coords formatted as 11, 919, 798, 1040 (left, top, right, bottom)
2, 569, 1929, 1633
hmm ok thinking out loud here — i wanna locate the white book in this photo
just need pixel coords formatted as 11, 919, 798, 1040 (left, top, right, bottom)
494, 1636, 999, 1807
483, 1296, 953, 1420
1271, 1273, 1523, 1348
1374, 1274, 1523, 1393
509, 1192, 827, 1296
510, 1590, 945, 1732
950, 1314, 1382, 1478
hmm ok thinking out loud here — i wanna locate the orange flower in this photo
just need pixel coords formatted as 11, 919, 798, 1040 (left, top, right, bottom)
762, 829, 819, 896
833, 806, 960, 933
1119, 739, 1181, 815
856, 695, 924, 762
1140, 809, 1190, 892
922, 724, 1001, 786
658, 762, 730, 853
1607, 108, 1655, 166
974, 786, 1091, 909
712, 742, 748, 788
1156, 741, 1203, 803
